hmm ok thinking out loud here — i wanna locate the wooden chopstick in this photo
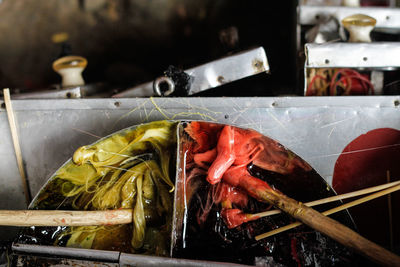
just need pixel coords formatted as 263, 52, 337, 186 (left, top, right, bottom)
251, 180, 400, 219
0, 209, 133, 227
3, 88, 31, 205
255, 183, 400, 241
387, 171, 394, 251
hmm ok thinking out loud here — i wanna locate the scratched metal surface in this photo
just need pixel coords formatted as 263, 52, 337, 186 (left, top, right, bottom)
0, 96, 399, 239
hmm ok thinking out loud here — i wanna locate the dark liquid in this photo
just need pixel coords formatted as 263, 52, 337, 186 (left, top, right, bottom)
173, 164, 359, 266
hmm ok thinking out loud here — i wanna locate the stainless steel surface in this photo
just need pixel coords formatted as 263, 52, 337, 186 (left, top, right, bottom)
13, 256, 118, 267
11, 244, 248, 266
11, 87, 82, 99
113, 47, 270, 97
299, 6, 400, 32
11, 84, 107, 100
12, 243, 120, 262
1, 96, 399, 240
305, 42, 400, 68
119, 253, 248, 267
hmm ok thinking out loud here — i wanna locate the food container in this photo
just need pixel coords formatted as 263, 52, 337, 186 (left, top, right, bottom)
15, 120, 360, 266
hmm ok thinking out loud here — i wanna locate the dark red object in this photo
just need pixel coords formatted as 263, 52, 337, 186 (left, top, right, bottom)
332, 128, 400, 249
185, 122, 312, 229
221, 208, 258, 229
215, 182, 249, 209
207, 126, 263, 184
222, 165, 272, 201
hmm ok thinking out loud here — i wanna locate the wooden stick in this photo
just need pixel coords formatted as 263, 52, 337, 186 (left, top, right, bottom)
0, 209, 132, 226
386, 171, 393, 251
223, 168, 400, 265
2, 182, 398, 227
255, 184, 400, 241
251, 180, 400, 219
3, 88, 31, 205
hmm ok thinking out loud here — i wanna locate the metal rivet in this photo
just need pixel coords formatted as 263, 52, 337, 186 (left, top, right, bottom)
394, 100, 399, 106
114, 101, 121, 107
66, 92, 72, 98
386, 16, 390, 20
363, 57, 368, 61
224, 114, 229, 119
325, 59, 330, 64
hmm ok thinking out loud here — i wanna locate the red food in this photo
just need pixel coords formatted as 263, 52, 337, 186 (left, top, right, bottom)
186, 122, 312, 230
193, 148, 217, 169
214, 182, 248, 209
222, 165, 272, 202
221, 208, 259, 229
229, 127, 264, 166
184, 121, 223, 153
207, 126, 236, 184
206, 125, 310, 184
253, 138, 311, 175
207, 126, 264, 184
197, 181, 248, 225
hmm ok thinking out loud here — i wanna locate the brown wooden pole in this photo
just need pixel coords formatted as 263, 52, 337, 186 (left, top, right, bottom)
222, 170, 400, 266
255, 187, 400, 266
257, 183, 400, 239
0, 209, 132, 226
3, 88, 31, 206
251, 180, 400, 219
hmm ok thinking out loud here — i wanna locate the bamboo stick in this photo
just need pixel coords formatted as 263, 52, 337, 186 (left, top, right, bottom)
254, 184, 400, 266
3, 88, 31, 206
386, 171, 394, 251
255, 184, 400, 241
0, 209, 132, 226
222, 169, 400, 266
251, 180, 400, 219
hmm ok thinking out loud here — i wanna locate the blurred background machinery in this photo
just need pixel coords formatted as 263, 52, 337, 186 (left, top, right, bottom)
0, 0, 297, 97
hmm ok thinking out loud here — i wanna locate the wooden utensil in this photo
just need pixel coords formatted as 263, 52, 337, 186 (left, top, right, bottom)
0, 209, 132, 227
253, 183, 400, 266
221, 168, 400, 266
250, 180, 400, 219
256, 183, 400, 240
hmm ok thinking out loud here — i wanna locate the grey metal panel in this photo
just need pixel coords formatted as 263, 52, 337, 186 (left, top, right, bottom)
11, 244, 248, 266
119, 253, 249, 267
11, 87, 82, 100
12, 243, 120, 262
1, 96, 399, 239
185, 47, 269, 95
305, 42, 400, 68
299, 5, 400, 31
13, 255, 118, 267
112, 47, 269, 97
